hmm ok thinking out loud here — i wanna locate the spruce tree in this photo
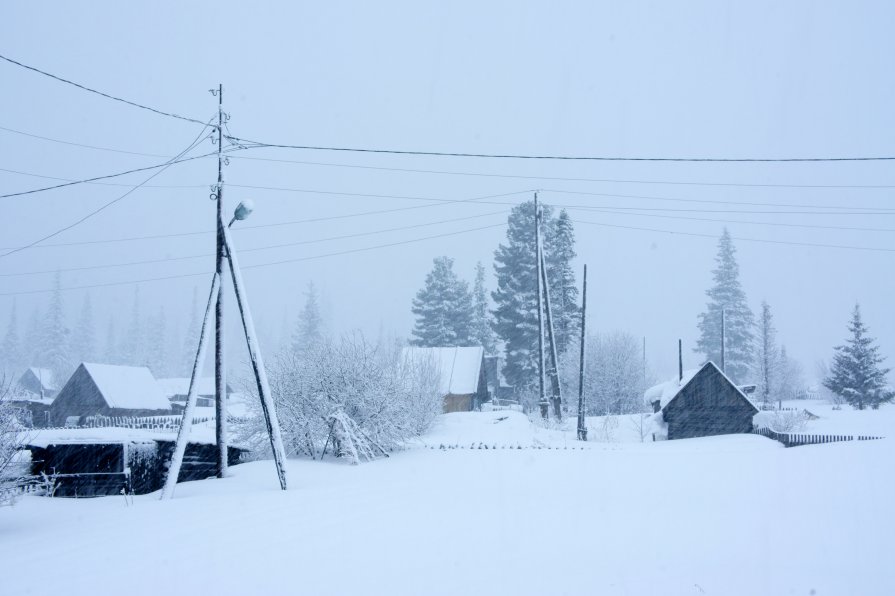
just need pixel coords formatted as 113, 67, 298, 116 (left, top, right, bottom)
0, 300, 21, 376
71, 293, 96, 366
471, 262, 496, 355
145, 307, 168, 376
696, 228, 754, 383
120, 287, 144, 366
754, 300, 778, 408
411, 256, 474, 347
180, 287, 200, 375
544, 209, 579, 355
103, 318, 118, 364
36, 273, 71, 382
293, 281, 324, 352
824, 304, 893, 410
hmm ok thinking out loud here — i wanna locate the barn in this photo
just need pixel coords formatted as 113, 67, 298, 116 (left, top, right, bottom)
403, 346, 488, 413
50, 363, 172, 427
16, 367, 57, 398
644, 361, 758, 440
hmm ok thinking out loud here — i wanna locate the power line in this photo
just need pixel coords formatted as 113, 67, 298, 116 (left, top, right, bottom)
229, 154, 895, 190
0, 189, 531, 251
0, 150, 222, 199
572, 219, 895, 253
226, 134, 895, 163
0, 124, 171, 158
0, 53, 209, 127
0, 120, 216, 258
0, 210, 509, 277
0, 221, 509, 296
0, 167, 206, 189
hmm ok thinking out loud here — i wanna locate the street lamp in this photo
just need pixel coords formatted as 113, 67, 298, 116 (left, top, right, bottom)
229, 199, 254, 227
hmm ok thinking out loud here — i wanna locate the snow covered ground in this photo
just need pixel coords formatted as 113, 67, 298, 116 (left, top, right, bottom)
2, 409, 894, 596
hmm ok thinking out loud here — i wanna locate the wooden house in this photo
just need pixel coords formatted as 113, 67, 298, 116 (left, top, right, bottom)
50, 363, 172, 427
644, 361, 758, 440
156, 377, 233, 412
403, 346, 488, 413
17, 367, 58, 398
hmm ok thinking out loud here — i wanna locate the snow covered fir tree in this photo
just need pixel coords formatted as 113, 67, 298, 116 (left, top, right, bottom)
695, 228, 754, 383
293, 281, 325, 352
410, 256, 475, 347
491, 200, 579, 393
823, 304, 893, 410
471, 261, 497, 355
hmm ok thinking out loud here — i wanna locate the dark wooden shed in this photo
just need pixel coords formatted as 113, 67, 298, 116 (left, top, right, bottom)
27, 439, 245, 497
654, 361, 758, 440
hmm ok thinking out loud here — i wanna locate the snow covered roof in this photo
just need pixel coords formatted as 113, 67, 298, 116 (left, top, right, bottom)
644, 362, 758, 412
402, 346, 484, 395
20, 367, 56, 391
79, 363, 171, 410
156, 377, 219, 398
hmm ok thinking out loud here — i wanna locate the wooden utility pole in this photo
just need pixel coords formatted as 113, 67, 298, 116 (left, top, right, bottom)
576, 264, 587, 441
678, 339, 683, 382
540, 250, 562, 420
214, 84, 228, 478
534, 193, 547, 418
720, 308, 726, 373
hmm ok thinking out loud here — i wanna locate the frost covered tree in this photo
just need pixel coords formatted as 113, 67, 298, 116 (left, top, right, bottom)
103, 318, 118, 364
36, 274, 71, 382
0, 375, 25, 504
579, 331, 647, 415
236, 334, 441, 461
471, 262, 496, 355
292, 281, 325, 352
823, 304, 893, 410
776, 345, 804, 403
754, 300, 778, 408
411, 256, 474, 347
70, 294, 96, 367
492, 200, 579, 393
696, 229, 754, 383
543, 209, 580, 355
0, 301, 21, 376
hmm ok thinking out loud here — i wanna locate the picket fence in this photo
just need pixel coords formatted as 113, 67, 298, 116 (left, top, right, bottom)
754, 426, 884, 448
39, 414, 249, 433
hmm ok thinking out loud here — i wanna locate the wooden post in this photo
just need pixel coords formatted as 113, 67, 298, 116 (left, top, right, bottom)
214, 83, 228, 479
534, 193, 547, 419
678, 339, 683, 382
161, 273, 221, 500
222, 223, 288, 490
539, 249, 562, 420
720, 309, 726, 373
576, 264, 587, 441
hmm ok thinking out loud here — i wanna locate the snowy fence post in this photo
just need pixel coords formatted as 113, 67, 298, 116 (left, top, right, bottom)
160, 273, 221, 500
222, 223, 288, 490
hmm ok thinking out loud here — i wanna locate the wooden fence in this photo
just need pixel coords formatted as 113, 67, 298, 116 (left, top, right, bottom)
36, 415, 250, 432
754, 426, 884, 447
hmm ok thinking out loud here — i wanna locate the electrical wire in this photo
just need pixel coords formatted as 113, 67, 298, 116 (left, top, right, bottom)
0, 119, 216, 258
0, 210, 509, 277
225, 134, 895, 163
572, 219, 895, 253
0, 125, 171, 158
0, 53, 209, 127
228, 154, 895, 190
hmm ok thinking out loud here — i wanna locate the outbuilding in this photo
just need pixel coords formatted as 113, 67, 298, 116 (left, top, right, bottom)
645, 361, 758, 440
50, 363, 172, 427
403, 346, 488, 413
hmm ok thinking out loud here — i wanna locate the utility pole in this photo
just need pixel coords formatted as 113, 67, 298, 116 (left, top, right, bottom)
534, 193, 547, 419
720, 308, 726, 373
642, 336, 647, 387
576, 264, 587, 441
678, 339, 683, 382
214, 84, 228, 478
540, 249, 562, 420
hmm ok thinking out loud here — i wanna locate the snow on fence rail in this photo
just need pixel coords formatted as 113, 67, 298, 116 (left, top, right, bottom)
753, 426, 884, 448
38, 415, 250, 432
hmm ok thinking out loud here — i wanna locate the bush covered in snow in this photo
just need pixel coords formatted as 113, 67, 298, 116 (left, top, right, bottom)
0, 376, 27, 504
236, 334, 442, 461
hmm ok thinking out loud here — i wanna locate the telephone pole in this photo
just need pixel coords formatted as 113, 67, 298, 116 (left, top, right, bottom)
720, 308, 726, 373
539, 249, 562, 420
576, 264, 587, 441
534, 193, 547, 419
214, 84, 228, 478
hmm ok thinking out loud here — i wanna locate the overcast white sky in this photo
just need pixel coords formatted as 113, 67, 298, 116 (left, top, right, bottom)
1, 1, 893, 381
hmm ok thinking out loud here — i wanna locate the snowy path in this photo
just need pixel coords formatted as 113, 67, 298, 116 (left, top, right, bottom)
2, 427, 893, 596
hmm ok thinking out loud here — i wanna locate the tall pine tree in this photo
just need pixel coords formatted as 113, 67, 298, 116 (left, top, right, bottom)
696, 229, 754, 383
145, 307, 168, 376
180, 287, 200, 375
471, 262, 496, 355
36, 273, 71, 382
120, 287, 144, 366
491, 200, 578, 392
824, 304, 893, 410
411, 256, 474, 347
103, 318, 118, 364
